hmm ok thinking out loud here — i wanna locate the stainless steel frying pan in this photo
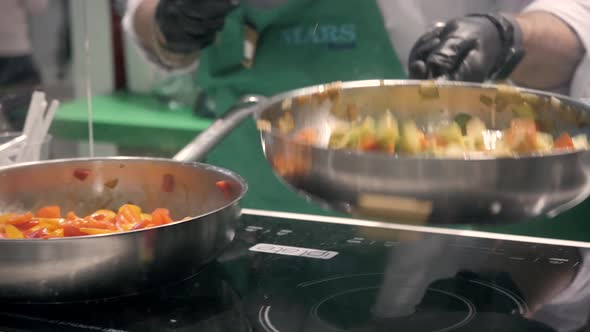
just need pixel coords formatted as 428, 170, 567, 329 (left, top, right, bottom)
175, 80, 590, 224
0, 157, 246, 302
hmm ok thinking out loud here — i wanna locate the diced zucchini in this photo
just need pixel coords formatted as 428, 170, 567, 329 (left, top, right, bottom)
465, 117, 487, 149
573, 134, 589, 150
436, 122, 463, 146
535, 132, 553, 152
328, 125, 351, 149
376, 111, 399, 151
399, 121, 424, 154
512, 102, 535, 119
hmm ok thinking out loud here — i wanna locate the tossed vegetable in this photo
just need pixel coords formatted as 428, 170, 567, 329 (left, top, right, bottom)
0, 204, 175, 239
320, 112, 589, 157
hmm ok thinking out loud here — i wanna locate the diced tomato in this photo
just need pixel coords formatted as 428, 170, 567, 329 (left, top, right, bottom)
216, 181, 232, 199
162, 174, 175, 193
293, 128, 318, 145
151, 208, 173, 226
554, 133, 575, 149
73, 168, 91, 181
66, 212, 79, 221
36, 206, 61, 218
359, 136, 379, 151
7, 212, 33, 226
505, 119, 537, 152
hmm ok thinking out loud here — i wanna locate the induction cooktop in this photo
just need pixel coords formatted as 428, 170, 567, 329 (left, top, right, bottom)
1, 209, 589, 332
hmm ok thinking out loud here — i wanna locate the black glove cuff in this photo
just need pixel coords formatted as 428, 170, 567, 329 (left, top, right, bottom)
468, 13, 525, 80
155, 1, 202, 54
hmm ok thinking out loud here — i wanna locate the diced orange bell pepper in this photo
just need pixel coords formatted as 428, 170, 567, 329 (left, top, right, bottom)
116, 204, 143, 231
38, 218, 64, 231
554, 133, 575, 149
35, 206, 61, 218
0, 213, 14, 224
5, 224, 24, 239
82, 216, 117, 230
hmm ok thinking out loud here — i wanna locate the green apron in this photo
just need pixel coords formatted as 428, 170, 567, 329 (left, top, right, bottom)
196, 0, 405, 214
194, 0, 590, 240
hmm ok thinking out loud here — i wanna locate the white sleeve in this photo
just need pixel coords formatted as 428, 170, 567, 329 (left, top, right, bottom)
522, 0, 590, 98
122, 0, 199, 73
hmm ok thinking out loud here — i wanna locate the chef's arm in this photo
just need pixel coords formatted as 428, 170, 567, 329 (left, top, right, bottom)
511, 11, 584, 90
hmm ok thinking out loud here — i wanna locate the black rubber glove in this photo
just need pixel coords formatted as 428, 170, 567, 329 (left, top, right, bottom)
408, 14, 524, 82
155, 0, 237, 54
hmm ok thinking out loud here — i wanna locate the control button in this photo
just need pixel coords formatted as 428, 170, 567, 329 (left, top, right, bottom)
276, 229, 292, 236
249, 243, 338, 260
548, 258, 568, 265
508, 256, 525, 261
245, 226, 264, 232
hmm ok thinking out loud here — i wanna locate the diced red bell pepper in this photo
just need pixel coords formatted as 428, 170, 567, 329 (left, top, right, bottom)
554, 133, 575, 149
7, 212, 33, 226
15, 219, 40, 231
25, 228, 49, 239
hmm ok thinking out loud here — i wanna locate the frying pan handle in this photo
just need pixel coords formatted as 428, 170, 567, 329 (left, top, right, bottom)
173, 95, 265, 162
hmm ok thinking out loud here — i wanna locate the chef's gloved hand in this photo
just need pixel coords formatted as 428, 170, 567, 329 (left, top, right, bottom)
408, 13, 524, 82
155, 0, 237, 54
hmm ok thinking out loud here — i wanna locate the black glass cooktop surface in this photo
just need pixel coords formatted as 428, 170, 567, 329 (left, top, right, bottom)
1, 211, 589, 332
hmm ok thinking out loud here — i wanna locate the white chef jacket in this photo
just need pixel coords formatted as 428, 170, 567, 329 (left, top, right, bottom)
123, 0, 590, 96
